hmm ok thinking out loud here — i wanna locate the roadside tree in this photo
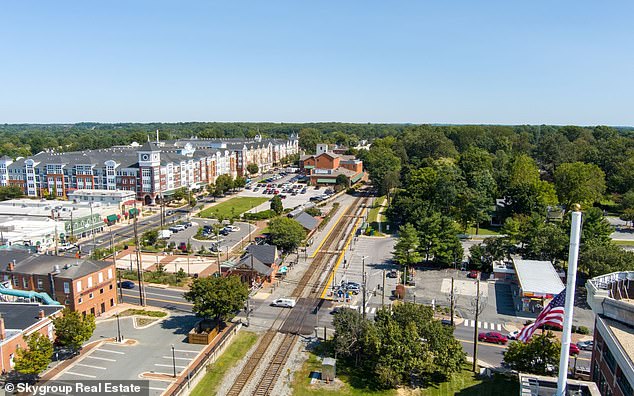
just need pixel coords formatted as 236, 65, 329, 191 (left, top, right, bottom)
270, 195, 283, 215
52, 308, 96, 352
503, 332, 560, 375
268, 217, 306, 252
246, 163, 259, 175
13, 333, 54, 376
184, 275, 248, 323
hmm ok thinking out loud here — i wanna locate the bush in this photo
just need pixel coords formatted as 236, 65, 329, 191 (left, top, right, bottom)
577, 326, 590, 335
243, 209, 275, 220
304, 207, 321, 217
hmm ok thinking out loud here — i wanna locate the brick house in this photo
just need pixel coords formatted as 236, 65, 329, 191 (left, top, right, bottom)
231, 245, 281, 287
299, 144, 363, 186
0, 302, 63, 373
0, 250, 118, 316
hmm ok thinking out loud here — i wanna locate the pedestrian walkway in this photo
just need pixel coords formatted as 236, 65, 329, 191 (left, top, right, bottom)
463, 319, 503, 331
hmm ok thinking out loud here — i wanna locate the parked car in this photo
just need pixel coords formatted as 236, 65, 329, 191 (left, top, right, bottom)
569, 344, 580, 355
467, 270, 479, 279
178, 242, 188, 252
220, 229, 230, 236
577, 340, 594, 351
253, 188, 260, 192
386, 270, 398, 278
225, 225, 240, 232
271, 298, 296, 308
119, 280, 135, 289
478, 332, 508, 345
166, 210, 174, 216
346, 283, 360, 294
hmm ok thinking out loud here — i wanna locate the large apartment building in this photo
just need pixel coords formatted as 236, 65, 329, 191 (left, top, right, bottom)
586, 271, 634, 396
0, 134, 299, 206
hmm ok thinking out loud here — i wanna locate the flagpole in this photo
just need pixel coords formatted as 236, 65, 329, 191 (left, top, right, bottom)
556, 205, 582, 396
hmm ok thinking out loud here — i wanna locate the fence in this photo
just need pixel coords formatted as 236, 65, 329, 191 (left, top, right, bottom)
166, 322, 242, 396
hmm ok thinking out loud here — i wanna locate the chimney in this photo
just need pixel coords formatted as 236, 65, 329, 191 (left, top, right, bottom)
0, 315, 5, 340
7, 261, 14, 271
38, 310, 45, 319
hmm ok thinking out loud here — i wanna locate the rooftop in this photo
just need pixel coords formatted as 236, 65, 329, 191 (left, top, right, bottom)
513, 259, 564, 297
518, 373, 600, 395
0, 249, 113, 279
0, 302, 62, 331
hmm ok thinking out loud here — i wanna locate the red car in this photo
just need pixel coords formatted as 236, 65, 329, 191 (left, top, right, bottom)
468, 270, 479, 279
569, 344, 580, 355
478, 331, 508, 345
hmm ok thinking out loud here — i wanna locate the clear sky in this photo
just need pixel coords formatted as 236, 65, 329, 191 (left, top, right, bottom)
1, 1, 633, 125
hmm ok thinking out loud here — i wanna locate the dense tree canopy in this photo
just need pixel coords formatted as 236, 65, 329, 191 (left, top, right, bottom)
268, 217, 306, 252
184, 275, 248, 322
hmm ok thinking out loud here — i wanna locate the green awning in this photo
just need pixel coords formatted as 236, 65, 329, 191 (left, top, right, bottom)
128, 208, 138, 216
316, 178, 337, 184
107, 214, 118, 222
351, 173, 363, 183
304, 165, 315, 169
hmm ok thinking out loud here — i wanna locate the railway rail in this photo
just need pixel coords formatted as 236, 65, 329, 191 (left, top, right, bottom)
224, 191, 369, 396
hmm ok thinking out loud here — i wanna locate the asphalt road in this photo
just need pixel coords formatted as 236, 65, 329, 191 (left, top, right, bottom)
120, 284, 192, 313
165, 219, 255, 254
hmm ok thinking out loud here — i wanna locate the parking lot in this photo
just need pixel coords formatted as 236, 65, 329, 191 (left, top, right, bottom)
165, 219, 254, 254
238, 172, 331, 213
54, 313, 205, 396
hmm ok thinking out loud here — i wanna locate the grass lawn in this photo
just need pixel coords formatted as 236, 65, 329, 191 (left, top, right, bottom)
198, 197, 269, 219
190, 331, 259, 396
367, 196, 386, 224
420, 366, 518, 395
293, 354, 517, 396
465, 226, 501, 236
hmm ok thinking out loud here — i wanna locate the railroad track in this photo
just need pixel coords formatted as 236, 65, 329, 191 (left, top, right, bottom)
224, 191, 369, 396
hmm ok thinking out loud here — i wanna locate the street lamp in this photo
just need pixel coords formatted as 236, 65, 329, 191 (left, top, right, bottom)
171, 344, 176, 377
115, 313, 122, 342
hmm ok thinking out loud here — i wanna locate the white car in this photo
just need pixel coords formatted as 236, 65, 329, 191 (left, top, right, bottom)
507, 330, 520, 340
225, 225, 240, 232
57, 243, 77, 252
271, 298, 296, 308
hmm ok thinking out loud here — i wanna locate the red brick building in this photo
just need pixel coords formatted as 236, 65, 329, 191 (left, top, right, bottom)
0, 302, 63, 373
299, 144, 363, 186
0, 249, 118, 316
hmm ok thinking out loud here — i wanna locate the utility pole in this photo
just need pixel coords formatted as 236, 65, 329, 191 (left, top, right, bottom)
450, 277, 455, 327
133, 200, 145, 306
90, 203, 96, 253
381, 269, 386, 308
472, 279, 481, 372
362, 256, 367, 319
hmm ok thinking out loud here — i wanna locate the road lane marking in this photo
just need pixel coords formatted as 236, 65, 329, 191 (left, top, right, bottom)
96, 348, 125, 354
85, 356, 116, 362
76, 363, 106, 370
66, 371, 97, 378
155, 363, 187, 369
163, 356, 193, 360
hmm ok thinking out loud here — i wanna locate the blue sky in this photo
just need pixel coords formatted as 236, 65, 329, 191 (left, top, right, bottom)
1, 1, 633, 125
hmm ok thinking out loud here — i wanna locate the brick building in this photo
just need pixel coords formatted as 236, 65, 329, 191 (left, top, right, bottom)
0, 250, 117, 316
586, 271, 634, 396
0, 302, 62, 373
299, 143, 363, 186
0, 134, 299, 205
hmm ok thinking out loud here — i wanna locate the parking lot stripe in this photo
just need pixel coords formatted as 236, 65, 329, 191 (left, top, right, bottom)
155, 363, 187, 369
173, 349, 199, 354
148, 387, 168, 391
76, 363, 107, 370
65, 371, 97, 378
163, 356, 193, 360
85, 356, 116, 362
96, 348, 125, 354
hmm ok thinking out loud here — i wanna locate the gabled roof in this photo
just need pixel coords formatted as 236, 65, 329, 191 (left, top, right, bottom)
234, 256, 273, 276
0, 303, 62, 331
138, 141, 161, 152
245, 244, 278, 266
294, 212, 318, 230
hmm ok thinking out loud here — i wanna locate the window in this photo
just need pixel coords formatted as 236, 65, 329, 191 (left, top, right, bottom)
109, 284, 113, 290
100, 288, 104, 294
107, 268, 113, 279
618, 371, 633, 396
22, 277, 28, 288
76, 280, 82, 292
78, 297, 83, 304
89, 292, 93, 299
110, 298, 114, 307
603, 347, 617, 373
87, 276, 93, 288
98, 272, 103, 283
13, 276, 18, 287
64, 282, 70, 294
37, 278, 44, 290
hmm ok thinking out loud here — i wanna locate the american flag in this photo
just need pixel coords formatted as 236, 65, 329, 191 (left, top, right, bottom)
518, 288, 566, 343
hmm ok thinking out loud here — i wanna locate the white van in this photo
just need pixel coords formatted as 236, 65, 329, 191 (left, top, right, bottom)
271, 298, 296, 308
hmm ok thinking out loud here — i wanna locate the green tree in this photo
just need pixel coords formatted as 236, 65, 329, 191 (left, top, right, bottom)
503, 332, 561, 375
621, 208, 634, 227
579, 243, 634, 278
0, 185, 24, 201
233, 176, 247, 190
246, 163, 259, 175
393, 223, 421, 281
298, 127, 323, 153
183, 275, 248, 322
270, 195, 283, 215
505, 154, 558, 215
215, 174, 234, 195
13, 332, 54, 376
364, 141, 402, 197
52, 308, 96, 352
335, 174, 350, 191
268, 217, 306, 252
554, 162, 606, 210
142, 229, 159, 246
622, 190, 634, 211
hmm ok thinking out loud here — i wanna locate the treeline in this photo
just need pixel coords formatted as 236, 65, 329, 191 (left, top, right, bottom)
358, 124, 634, 277
0, 122, 410, 158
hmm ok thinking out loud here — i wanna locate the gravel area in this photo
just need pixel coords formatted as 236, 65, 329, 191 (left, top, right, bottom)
270, 336, 308, 396
238, 333, 285, 396
215, 332, 263, 396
